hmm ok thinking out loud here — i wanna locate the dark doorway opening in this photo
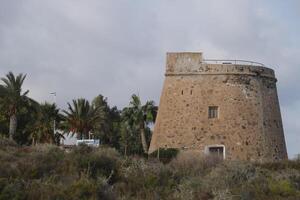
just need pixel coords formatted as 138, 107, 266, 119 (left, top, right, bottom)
207, 146, 225, 159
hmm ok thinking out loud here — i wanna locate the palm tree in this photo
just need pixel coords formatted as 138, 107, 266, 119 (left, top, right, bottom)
0, 72, 33, 140
120, 107, 135, 156
92, 95, 121, 148
62, 98, 102, 139
123, 94, 157, 154
30, 103, 62, 145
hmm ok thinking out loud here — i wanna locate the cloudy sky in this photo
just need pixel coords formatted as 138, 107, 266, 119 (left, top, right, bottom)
0, 0, 299, 157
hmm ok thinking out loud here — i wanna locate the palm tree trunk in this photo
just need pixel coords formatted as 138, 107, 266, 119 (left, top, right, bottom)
9, 114, 17, 140
140, 127, 148, 153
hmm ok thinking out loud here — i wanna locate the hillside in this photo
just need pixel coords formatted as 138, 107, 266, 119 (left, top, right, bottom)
0, 138, 299, 200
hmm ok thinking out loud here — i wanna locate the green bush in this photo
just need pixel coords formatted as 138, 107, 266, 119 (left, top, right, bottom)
0, 179, 26, 200
69, 145, 121, 182
269, 179, 297, 197
115, 157, 177, 199
16, 145, 65, 179
168, 151, 223, 178
149, 148, 179, 164
65, 176, 114, 200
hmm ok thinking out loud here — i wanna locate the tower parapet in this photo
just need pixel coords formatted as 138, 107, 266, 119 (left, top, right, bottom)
166, 52, 275, 79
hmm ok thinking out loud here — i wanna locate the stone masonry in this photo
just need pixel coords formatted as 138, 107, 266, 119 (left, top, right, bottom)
149, 52, 287, 161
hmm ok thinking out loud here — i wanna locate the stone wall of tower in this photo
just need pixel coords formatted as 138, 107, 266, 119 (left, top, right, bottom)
149, 52, 287, 161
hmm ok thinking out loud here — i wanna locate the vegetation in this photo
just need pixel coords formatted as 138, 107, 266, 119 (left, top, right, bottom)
0, 72, 155, 154
149, 148, 179, 164
30, 103, 62, 145
62, 98, 103, 140
0, 140, 299, 200
92, 95, 121, 150
121, 94, 157, 154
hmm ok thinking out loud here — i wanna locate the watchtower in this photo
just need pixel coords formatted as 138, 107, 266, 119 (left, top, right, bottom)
149, 52, 287, 161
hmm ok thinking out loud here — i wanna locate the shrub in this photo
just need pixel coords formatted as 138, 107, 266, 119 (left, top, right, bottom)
0, 179, 26, 200
206, 161, 257, 191
0, 137, 17, 149
66, 176, 114, 200
16, 145, 65, 179
69, 145, 121, 182
172, 177, 213, 200
168, 151, 222, 177
234, 172, 270, 199
259, 160, 300, 171
149, 148, 179, 164
268, 179, 298, 197
25, 179, 65, 200
0, 178, 8, 194
115, 157, 176, 199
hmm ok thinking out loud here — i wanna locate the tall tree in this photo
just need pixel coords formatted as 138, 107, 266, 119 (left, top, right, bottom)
92, 95, 121, 149
0, 72, 34, 140
92, 95, 110, 140
120, 107, 142, 156
62, 98, 102, 139
0, 110, 8, 137
122, 94, 157, 154
15, 102, 39, 144
30, 103, 63, 145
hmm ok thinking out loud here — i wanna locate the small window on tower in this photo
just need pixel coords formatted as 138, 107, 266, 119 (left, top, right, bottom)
208, 106, 219, 118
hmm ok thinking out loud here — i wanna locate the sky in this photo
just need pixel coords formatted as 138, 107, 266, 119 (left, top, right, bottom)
0, 0, 299, 157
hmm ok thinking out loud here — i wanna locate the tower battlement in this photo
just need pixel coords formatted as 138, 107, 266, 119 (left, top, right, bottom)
166, 52, 275, 79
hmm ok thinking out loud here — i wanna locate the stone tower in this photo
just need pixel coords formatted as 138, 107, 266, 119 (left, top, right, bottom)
149, 52, 287, 161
